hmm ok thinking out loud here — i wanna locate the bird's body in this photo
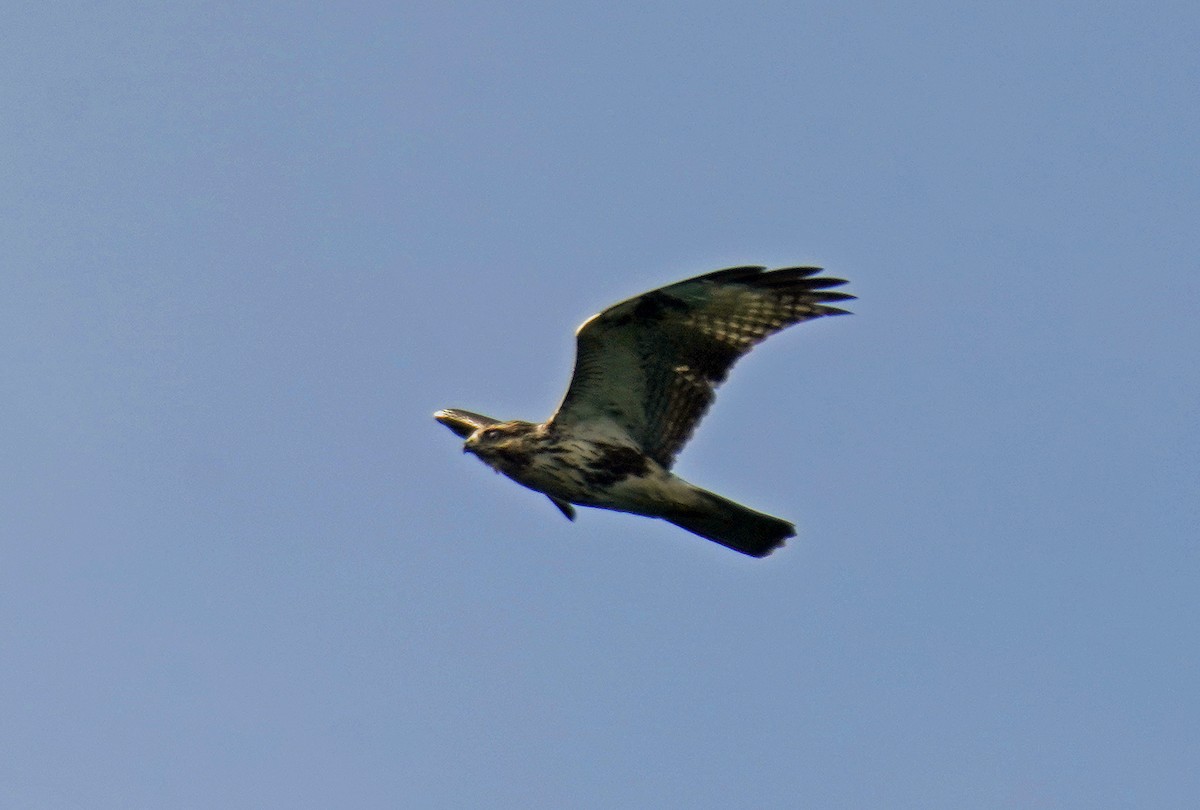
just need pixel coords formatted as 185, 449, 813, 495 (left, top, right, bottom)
435, 265, 853, 557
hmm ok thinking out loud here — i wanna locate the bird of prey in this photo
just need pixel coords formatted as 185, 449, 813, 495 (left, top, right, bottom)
435, 265, 853, 557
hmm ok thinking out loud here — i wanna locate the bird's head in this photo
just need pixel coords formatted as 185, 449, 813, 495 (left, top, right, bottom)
434, 409, 537, 462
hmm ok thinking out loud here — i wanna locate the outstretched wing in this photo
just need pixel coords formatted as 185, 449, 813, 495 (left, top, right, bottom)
549, 266, 853, 468
434, 408, 502, 438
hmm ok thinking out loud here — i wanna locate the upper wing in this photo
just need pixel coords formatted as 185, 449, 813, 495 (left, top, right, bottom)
434, 408, 502, 438
548, 266, 853, 468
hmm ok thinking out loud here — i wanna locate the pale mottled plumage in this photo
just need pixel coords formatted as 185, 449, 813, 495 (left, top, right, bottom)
436, 265, 852, 557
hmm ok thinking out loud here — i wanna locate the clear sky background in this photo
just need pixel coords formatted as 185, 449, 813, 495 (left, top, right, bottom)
4, 2, 1198, 807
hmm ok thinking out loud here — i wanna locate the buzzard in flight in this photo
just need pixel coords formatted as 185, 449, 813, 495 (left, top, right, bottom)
435, 265, 853, 557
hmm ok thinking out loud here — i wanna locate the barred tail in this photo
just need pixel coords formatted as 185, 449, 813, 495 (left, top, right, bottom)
663, 488, 795, 558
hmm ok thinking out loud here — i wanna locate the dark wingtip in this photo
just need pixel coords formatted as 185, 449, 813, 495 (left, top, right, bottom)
686, 266, 854, 300
808, 276, 851, 289
694, 265, 768, 284
814, 289, 856, 316
772, 265, 825, 278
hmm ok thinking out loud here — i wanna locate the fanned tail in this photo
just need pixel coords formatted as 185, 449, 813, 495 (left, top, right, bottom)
662, 488, 795, 558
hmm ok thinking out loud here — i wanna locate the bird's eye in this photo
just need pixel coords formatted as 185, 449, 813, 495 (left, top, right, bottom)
482, 428, 502, 441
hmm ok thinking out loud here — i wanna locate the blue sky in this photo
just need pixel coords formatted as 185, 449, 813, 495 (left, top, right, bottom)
3, 2, 1198, 807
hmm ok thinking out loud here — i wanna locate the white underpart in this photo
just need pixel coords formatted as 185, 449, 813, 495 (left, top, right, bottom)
597, 466, 701, 516
492, 421, 702, 516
